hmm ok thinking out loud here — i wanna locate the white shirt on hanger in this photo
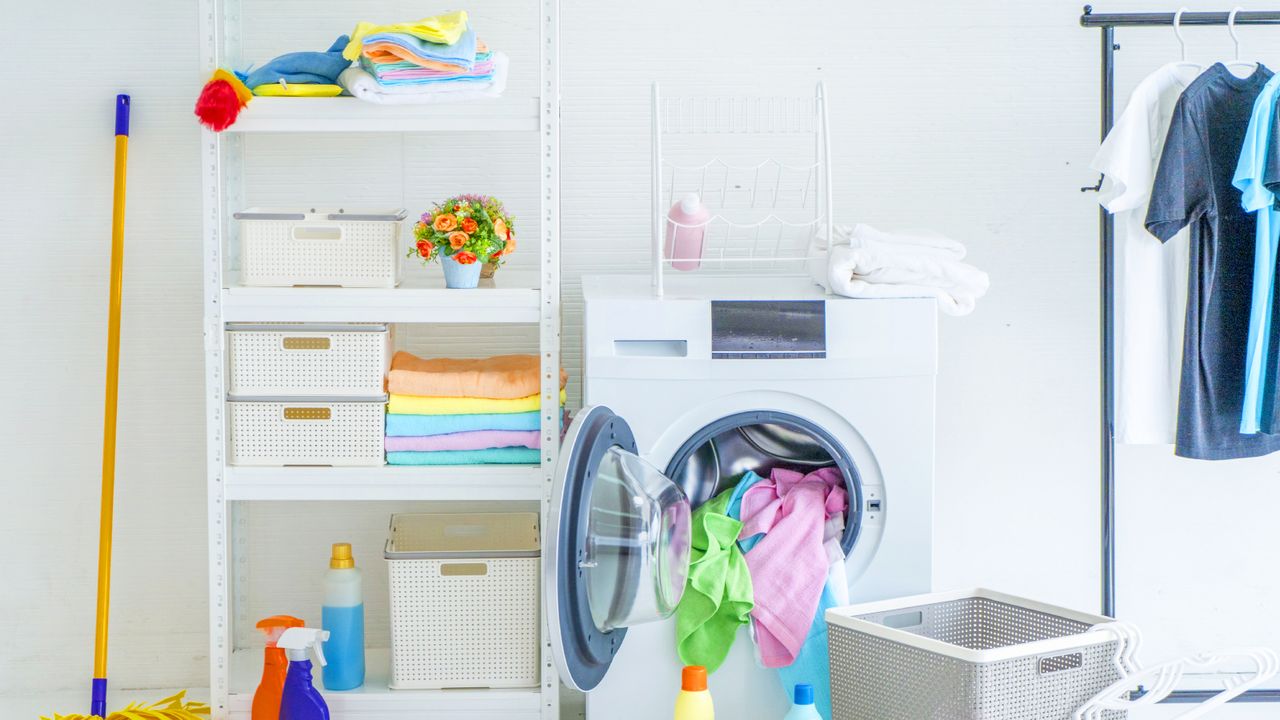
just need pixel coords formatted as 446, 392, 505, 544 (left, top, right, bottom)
1090, 63, 1200, 445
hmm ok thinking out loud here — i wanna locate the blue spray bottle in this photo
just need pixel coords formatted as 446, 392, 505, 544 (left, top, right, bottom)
277, 627, 331, 720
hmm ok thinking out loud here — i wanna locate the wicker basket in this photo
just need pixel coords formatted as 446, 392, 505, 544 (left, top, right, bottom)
385, 512, 541, 690
826, 588, 1126, 720
236, 208, 404, 288
226, 323, 391, 397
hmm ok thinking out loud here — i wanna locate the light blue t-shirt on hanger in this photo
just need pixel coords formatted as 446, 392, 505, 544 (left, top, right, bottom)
1233, 73, 1280, 434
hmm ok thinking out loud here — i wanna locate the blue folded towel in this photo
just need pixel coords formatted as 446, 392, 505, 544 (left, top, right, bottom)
387, 448, 541, 465
385, 411, 544, 437
363, 26, 478, 69
237, 35, 352, 90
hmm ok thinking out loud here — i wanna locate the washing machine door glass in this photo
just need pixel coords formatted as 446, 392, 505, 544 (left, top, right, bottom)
548, 405, 692, 692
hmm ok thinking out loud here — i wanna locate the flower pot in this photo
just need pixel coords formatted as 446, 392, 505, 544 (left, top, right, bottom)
481, 262, 498, 279
441, 253, 482, 288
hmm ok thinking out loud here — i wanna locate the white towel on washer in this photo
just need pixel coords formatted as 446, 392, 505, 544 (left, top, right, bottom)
810, 225, 989, 316
824, 223, 967, 260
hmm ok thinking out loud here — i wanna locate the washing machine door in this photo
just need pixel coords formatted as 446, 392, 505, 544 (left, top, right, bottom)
548, 405, 693, 692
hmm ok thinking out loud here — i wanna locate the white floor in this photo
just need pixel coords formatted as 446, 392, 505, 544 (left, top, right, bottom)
2, 689, 1277, 719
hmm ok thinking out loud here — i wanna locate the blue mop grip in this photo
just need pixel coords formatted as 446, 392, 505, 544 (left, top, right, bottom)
115, 94, 130, 137
91, 677, 108, 717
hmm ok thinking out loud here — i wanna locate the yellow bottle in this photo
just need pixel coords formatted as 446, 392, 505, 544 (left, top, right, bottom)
674, 665, 714, 720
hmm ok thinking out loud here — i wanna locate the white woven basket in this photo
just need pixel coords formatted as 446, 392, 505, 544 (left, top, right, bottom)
226, 324, 391, 397
385, 512, 541, 690
226, 398, 385, 466
236, 208, 405, 288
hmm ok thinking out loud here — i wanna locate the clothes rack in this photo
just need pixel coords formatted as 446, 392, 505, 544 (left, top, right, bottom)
1079, 5, 1280, 704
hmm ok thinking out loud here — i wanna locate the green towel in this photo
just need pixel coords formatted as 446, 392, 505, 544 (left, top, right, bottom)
676, 488, 754, 673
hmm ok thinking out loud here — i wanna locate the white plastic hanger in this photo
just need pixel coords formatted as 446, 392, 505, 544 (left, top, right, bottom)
1170, 8, 1205, 81
1224, 7, 1260, 77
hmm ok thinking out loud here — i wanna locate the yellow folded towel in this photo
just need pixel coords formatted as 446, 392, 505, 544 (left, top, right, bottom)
343, 11, 470, 61
388, 389, 566, 416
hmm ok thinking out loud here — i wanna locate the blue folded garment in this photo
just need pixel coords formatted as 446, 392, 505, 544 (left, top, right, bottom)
237, 35, 352, 90
357, 57, 494, 87
387, 448, 541, 465
385, 411, 544, 437
362, 26, 478, 69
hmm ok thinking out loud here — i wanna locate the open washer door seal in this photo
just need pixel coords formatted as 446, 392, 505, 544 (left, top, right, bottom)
547, 405, 692, 692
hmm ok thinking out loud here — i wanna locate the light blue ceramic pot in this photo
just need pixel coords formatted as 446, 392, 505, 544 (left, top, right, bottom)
441, 253, 482, 288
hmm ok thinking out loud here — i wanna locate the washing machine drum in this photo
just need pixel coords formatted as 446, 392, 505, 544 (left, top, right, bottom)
548, 405, 858, 692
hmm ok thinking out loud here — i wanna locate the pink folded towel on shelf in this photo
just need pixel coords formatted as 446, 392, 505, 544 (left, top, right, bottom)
384, 429, 540, 452
739, 467, 847, 668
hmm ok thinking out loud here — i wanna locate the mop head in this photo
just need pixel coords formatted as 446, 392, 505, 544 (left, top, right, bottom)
194, 69, 252, 131
41, 691, 210, 720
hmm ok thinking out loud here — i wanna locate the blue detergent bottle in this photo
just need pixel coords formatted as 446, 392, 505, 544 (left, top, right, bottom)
322, 542, 365, 690
277, 627, 331, 720
783, 683, 822, 720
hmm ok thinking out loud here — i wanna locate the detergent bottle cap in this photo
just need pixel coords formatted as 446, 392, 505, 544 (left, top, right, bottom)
678, 193, 701, 215
330, 542, 355, 569
277, 627, 330, 666
256, 615, 304, 647
681, 665, 707, 692
793, 683, 814, 706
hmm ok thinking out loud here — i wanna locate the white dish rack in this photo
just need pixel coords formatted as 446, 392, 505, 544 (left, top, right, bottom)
650, 82, 833, 295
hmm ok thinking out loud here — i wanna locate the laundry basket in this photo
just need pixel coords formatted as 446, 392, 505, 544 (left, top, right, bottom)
226, 397, 385, 466
236, 208, 404, 287
226, 323, 391, 397
825, 588, 1126, 720
385, 512, 540, 689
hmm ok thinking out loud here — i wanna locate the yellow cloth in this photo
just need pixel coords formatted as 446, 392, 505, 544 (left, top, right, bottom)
251, 83, 343, 97
343, 11, 469, 61
389, 389, 566, 416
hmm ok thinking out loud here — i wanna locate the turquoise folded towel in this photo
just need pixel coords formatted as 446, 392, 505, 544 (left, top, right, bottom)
386, 447, 541, 465
386, 411, 542, 437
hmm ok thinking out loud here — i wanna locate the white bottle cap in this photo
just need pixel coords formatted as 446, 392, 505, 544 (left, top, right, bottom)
679, 193, 701, 214
278, 627, 330, 666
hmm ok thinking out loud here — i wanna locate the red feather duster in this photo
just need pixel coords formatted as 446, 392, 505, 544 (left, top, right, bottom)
195, 69, 253, 132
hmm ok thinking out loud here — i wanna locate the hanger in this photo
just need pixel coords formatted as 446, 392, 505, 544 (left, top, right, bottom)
1224, 7, 1260, 77
1170, 8, 1204, 76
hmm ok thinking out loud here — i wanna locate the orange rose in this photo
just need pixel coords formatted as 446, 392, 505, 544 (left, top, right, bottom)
492, 218, 508, 240
416, 240, 432, 258
433, 214, 457, 232
448, 231, 468, 250
504, 231, 516, 255
461, 217, 478, 234
454, 250, 477, 265
489, 250, 503, 262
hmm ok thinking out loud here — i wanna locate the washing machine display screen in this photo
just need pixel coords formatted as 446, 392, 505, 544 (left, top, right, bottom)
711, 301, 826, 359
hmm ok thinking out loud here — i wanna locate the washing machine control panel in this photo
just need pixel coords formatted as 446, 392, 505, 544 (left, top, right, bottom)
710, 300, 826, 359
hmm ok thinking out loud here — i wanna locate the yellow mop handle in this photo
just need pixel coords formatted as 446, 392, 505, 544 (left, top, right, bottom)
94, 95, 129, 694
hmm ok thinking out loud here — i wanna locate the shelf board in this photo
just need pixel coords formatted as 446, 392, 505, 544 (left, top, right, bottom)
221, 270, 541, 323
227, 95, 540, 133
224, 465, 544, 502
228, 647, 543, 719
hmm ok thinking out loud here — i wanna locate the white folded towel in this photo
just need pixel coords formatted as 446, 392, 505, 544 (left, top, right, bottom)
811, 224, 989, 316
340, 52, 508, 105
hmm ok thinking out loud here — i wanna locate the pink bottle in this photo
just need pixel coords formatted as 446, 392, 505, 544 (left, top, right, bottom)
665, 193, 710, 271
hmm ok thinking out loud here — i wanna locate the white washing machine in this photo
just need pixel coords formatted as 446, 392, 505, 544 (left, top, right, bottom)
547, 274, 936, 719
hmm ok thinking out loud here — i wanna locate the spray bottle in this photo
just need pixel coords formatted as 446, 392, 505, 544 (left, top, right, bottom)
251, 615, 304, 720
278, 627, 331, 720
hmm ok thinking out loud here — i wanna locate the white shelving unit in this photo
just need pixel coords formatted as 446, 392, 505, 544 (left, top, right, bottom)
198, 1, 562, 718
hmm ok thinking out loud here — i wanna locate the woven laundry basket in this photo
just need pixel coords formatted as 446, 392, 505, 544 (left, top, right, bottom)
226, 397, 385, 466
226, 323, 391, 397
385, 512, 541, 689
236, 208, 404, 287
826, 588, 1126, 720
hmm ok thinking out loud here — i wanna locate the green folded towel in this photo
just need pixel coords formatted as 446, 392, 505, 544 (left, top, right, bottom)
676, 488, 754, 673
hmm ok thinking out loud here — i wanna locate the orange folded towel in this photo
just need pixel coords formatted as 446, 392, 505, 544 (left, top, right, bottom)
388, 352, 568, 399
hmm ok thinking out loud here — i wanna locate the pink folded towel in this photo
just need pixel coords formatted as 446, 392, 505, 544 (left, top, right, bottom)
739, 467, 847, 668
383, 429, 539, 452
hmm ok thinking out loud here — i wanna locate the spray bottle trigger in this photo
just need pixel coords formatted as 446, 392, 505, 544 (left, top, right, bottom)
312, 632, 329, 667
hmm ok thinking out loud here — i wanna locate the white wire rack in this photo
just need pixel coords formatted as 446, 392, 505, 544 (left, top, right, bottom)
650, 82, 833, 295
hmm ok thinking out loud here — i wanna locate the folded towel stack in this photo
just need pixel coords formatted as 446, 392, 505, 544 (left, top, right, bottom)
385, 352, 566, 465
810, 224, 991, 316
339, 11, 509, 105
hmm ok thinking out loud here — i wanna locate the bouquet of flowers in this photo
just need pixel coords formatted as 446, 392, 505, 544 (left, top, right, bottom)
410, 194, 516, 267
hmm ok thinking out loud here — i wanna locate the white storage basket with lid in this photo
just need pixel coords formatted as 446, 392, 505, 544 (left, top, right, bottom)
226, 396, 385, 466
826, 588, 1127, 720
385, 512, 540, 690
235, 208, 405, 288
226, 323, 391, 397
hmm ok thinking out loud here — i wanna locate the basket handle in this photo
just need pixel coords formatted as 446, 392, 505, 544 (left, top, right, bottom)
291, 225, 343, 242
1073, 647, 1280, 720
